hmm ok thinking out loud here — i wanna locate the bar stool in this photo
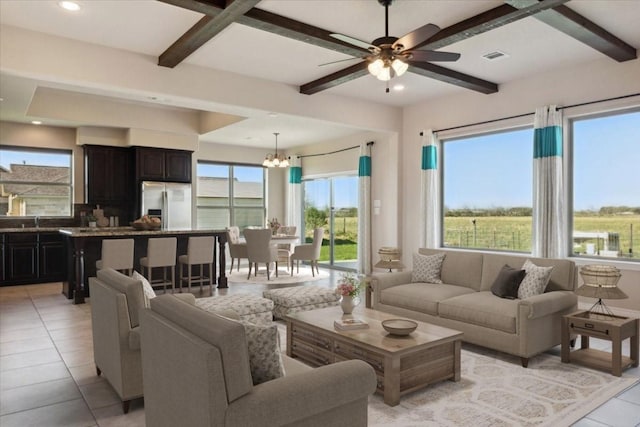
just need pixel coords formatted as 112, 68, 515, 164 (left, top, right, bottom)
178, 236, 215, 295
140, 237, 177, 294
96, 239, 134, 276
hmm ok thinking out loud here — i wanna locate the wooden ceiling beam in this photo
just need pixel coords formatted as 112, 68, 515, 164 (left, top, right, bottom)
158, 0, 261, 68
414, 0, 569, 51
409, 63, 498, 94
299, 62, 370, 95
506, 1, 637, 62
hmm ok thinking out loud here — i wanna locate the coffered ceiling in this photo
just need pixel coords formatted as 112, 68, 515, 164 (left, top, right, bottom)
0, 0, 638, 148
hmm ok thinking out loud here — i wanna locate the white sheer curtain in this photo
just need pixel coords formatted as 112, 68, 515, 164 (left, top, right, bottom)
286, 156, 302, 236
419, 130, 441, 248
357, 143, 372, 275
532, 105, 566, 258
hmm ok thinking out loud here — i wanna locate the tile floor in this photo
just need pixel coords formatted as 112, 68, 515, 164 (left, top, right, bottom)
1, 279, 639, 427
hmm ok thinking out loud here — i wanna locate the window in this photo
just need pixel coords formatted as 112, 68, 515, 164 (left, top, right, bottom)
571, 108, 640, 261
0, 146, 73, 217
196, 162, 265, 230
442, 128, 533, 252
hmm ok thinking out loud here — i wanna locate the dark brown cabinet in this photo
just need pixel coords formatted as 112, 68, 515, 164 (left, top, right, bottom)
0, 234, 4, 283
135, 147, 192, 183
39, 233, 66, 282
3, 232, 67, 285
85, 145, 133, 204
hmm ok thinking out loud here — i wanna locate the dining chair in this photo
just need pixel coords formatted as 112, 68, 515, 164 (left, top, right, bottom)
96, 238, 134, 276
244, 228, 279, 280
178, 236, 215, 295
290, 227, 324, 276
276, 226, 297, 271
140, 237, 177, 293
226, 226, 248, 273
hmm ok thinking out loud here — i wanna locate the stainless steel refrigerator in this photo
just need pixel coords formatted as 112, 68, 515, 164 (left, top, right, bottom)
141, 181, 192, 230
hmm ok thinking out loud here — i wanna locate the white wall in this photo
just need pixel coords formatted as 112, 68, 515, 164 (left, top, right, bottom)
402, 56, 640, 311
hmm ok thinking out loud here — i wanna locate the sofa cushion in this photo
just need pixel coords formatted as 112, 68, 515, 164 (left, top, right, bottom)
491, 265, 526, 299
380, 283, 475, 315
239, 320, 285, 385
419, 248, 484, 291
96, 268, 145, 328
411, 252, 445, 284
132, 270, 156, 308
518, 260, 554, 299
438, 292, 519, 334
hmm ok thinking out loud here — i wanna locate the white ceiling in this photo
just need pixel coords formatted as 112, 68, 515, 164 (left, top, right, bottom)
0, 0, 638, 148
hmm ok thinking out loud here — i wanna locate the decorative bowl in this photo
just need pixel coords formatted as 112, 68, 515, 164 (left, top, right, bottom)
131, 222, 161, 230
381, 319, 418, 336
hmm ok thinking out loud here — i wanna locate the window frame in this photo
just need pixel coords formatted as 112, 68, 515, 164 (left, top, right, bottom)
0, 145, 74, 218
195, 160, 266, 231
440, 124, 535, 254
567, 105, 640, 264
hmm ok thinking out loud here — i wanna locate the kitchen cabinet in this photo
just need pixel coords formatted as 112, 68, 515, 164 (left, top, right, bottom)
39, 233, 66, 282
135, 147, 192, 183
6, 233, 38, 284
3, 232, 67, 285
85, 145, 133, 204
0, 234, 5, 283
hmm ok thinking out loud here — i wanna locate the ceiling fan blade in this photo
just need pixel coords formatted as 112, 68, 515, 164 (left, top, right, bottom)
408, 50, 461, 62
318, 57, 362, 66
393, 23, 440, 51
331, 33, 377, 51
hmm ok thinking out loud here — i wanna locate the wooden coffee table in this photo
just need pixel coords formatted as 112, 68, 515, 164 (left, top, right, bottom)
285, 306, 463, 406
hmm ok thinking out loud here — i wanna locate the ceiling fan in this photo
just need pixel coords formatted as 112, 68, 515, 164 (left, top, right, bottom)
327, 0, 460, 83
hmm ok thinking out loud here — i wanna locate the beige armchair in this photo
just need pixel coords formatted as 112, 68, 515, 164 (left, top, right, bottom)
244, 228, 279, 280
290, 227, 324, 276
89, 268, 195, 413
140, 295, 377, 427
226, 226, 248, 273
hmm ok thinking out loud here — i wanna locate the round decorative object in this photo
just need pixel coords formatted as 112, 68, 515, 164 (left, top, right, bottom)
340, 295, 359, 314
97, 216, 109, 227
378, 246, 401, 262
381, 319, 418, 336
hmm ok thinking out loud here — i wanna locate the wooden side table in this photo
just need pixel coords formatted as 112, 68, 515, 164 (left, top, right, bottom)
561, 310, 639, 376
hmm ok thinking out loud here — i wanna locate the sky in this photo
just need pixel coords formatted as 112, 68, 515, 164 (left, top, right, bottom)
443, 109, 639, 211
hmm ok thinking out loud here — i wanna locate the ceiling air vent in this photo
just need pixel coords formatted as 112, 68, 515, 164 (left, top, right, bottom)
482, 50, 509, 61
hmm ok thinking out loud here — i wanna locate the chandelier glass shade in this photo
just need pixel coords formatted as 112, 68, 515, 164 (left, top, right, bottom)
262, 132, 289, 168
367, 56, 408, 81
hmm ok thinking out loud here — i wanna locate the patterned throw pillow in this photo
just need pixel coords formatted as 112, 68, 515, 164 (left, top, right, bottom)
411, 252, 446, 284
517, 260, 554, 299
132, 270, 156, 308
240, 320, 285, 385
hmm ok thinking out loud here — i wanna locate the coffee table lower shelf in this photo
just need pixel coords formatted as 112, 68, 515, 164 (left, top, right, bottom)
286, 307, 462, 406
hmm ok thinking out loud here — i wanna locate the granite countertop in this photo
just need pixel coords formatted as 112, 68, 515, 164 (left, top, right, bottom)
1, 227, 226, 236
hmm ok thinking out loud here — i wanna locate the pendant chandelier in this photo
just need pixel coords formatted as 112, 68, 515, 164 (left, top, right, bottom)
262, 132, 289, 168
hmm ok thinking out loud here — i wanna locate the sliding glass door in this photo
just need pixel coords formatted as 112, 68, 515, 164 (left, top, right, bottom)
303, 175, 358, 270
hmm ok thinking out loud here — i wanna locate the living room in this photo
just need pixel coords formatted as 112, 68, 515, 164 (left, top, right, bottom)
1, 1, 639, 426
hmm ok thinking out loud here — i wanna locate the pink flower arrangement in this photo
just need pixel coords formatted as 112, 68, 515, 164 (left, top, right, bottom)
335, 272, 363, 297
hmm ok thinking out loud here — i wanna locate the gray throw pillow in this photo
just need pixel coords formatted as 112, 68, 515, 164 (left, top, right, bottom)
239, 320, 285, 385
491, 264, 526, 299
411, 252, 446, 284
517, 259, 554, 299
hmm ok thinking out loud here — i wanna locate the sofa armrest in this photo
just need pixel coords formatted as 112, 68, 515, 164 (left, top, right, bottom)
518, 291, 577, 319
371, 271, 413, 292
173, 293, 196, 305
225, 360, 376, 426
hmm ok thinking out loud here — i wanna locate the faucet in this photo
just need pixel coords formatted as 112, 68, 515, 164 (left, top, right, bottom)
34, 216, 39, 228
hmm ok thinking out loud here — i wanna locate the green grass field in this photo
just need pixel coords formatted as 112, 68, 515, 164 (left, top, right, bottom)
444, 215, 639, 259
303, 214, 640, 261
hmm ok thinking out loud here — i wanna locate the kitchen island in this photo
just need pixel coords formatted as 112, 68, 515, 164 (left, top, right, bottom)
59, 227, 228, 304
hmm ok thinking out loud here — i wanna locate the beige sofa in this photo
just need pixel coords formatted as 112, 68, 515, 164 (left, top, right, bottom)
140, 294, 377, 427
371, 248, 578, 367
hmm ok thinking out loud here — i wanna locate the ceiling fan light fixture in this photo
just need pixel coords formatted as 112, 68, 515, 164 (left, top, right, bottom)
391, 58, 408, 76
368, 59, 385, 76
376, 66, 392, 81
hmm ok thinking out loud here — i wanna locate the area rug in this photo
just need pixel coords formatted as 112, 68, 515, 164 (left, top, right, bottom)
227, 266, 329, 285
274, 324, 637, 427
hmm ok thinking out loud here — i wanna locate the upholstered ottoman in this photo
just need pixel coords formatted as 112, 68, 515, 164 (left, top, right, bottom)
262, 286, 340, 319
195, 294, 274, 325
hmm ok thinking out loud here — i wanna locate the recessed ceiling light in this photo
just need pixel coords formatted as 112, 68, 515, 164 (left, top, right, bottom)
268, 112, 278, 117
58, 1, 81, 11
31, 120, 42, 125
393, 84, 405, 91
